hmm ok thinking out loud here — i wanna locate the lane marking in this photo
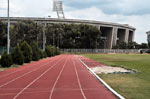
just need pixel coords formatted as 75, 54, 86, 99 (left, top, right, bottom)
13, 55, 65, 99
0, 57, 59, 88
49, 56, 68, 99
13, 55, 62, 99
72, 56, 87, 99
0, 58, 51, 78
77, 55, 125, 99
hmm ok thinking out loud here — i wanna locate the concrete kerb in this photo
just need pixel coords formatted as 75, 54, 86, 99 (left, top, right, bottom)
76, 55, 125, 99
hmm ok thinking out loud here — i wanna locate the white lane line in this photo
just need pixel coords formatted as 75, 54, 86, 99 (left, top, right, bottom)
72, 56, 87, 99
0, 57, 58, 88
49, 56, 68, 99
77, 55, 125, 99
0, 58, 49, 78
13, 56, 65, 99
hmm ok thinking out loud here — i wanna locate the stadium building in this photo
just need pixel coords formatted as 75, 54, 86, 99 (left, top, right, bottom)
0, 17, 136, 49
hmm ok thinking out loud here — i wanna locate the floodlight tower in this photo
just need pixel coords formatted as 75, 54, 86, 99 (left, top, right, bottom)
53, 0, 65, 19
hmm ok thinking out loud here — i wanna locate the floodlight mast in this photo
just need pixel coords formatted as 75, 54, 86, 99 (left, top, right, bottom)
53, 0, 65, 19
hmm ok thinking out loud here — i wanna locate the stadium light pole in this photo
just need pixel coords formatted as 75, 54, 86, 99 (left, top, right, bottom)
43, 17, 46, 51
7, 0, 10, 54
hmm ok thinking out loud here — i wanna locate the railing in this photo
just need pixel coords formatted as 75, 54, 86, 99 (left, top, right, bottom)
61, 49, 140, 53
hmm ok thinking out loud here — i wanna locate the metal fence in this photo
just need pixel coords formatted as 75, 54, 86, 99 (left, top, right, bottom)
0, 46, 13, 55
61, 49, 140, 53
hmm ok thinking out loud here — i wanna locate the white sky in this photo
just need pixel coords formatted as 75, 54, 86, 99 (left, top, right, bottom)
0, 0, 149, 44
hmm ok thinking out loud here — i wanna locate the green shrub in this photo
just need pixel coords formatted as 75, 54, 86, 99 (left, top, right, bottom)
43, 51, 47, 58
39, 50, 44, 59
11, 46, 24, 65
0, 52, 12, 67
31, 42, 40, 61
39, 50, 47, 59
45, 45, 53, 57
54, 47, 61, 55
20, 41, 32, 63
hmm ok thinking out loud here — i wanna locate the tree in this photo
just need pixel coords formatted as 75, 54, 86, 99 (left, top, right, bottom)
10, 20, 43, 47
20, 41, 32, 63
11, 46, 24, 65
0, 52, 12, 67
54, 46, 61, 55
128, 41, 137, 49
61, 24, 101, 49
140, 43, 148, 49
0, 21, 7, 46
30, 41, 41, 61
42, 51, 47, 58
45, 45, 53, 57
118, 42, 128, 49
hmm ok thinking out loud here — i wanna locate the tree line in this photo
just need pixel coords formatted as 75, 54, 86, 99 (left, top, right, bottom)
0, 20, 102, 49
0, 20, 149, 50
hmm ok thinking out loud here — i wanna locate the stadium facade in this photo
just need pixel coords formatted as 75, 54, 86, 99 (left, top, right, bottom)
0, 17, 136, 49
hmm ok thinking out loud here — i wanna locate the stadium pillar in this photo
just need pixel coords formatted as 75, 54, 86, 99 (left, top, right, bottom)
125, 29, 129, 43
112, 27, 118, 47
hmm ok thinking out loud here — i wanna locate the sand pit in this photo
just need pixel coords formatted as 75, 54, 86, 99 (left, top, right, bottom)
91, 66, 135, 74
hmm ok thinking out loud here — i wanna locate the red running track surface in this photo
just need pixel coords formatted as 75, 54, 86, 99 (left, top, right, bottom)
0, 55, 117, 99
77, 56, 105, 67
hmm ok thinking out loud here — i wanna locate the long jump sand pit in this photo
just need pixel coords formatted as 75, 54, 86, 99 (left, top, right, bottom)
91, 66, 136, 74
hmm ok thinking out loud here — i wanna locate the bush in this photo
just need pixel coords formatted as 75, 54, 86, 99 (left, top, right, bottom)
39, 50, 47, 59
54, 47, 61, 55
39, 50, 44, 59
11, 46, 24, 65
0, 52, 12, 67
20, 41, 32, 63
31, 42, 41, 61
118, 42, 128, 49
45, 45, 53, 57
43, 51, 47, 58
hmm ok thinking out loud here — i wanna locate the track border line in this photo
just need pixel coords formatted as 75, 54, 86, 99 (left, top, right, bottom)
76, 55, 125, 99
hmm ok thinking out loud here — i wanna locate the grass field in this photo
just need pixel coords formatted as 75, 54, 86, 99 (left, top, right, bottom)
83, 54, 150, 99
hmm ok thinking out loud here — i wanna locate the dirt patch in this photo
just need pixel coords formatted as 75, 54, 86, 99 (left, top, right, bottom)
91, 66, 136, 74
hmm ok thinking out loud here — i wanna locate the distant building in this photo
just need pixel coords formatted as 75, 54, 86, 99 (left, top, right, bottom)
0, 17, 136, 49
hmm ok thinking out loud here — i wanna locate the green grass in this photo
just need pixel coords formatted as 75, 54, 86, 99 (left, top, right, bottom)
83, 54, 150, 99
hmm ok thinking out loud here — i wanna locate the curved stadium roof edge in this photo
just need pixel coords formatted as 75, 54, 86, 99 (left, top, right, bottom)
0, 17, 136, 30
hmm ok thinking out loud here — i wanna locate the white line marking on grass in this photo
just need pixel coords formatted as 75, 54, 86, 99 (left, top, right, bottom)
13, 56, 64, 99
72, 56, 87, 99
76, 55, 125, 99
0, 57, 58, 88
49, 56, 68, 99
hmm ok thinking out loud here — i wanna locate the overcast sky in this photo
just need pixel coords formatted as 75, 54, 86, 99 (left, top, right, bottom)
0, 0, 150, 44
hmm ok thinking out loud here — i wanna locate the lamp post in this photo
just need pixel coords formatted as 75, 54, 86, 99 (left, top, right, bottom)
7, 0, 10, 54
42, 17, 46, 51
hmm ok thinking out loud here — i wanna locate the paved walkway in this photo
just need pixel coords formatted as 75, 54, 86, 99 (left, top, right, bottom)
0, 55, 117, 99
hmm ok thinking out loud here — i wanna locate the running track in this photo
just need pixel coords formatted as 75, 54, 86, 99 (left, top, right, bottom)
0, 55, 117, 99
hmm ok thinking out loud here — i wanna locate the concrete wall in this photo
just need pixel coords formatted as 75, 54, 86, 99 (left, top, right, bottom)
117, 28, 126, 44
100, 26, 113, 49
128, 30, 134, 42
